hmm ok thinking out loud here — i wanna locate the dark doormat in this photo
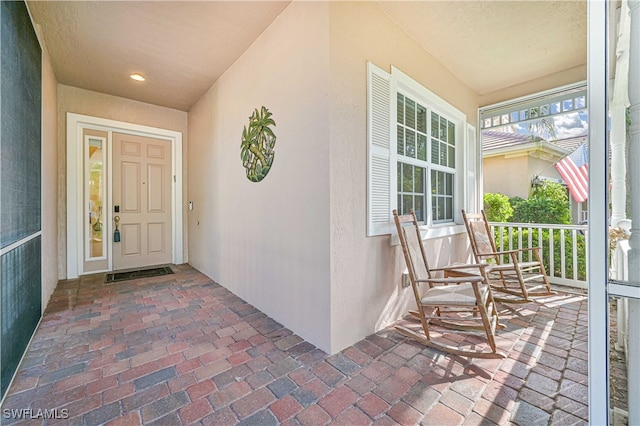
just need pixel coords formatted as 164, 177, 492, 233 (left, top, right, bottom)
105, 266, 174, 283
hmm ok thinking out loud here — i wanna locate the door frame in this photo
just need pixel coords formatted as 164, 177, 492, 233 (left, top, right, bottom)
66, 113, 183, 278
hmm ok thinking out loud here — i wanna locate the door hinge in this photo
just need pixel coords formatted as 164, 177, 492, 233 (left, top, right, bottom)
173, 175, 176, 183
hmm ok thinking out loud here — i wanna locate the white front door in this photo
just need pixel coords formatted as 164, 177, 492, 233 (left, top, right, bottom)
112, 132, 172, 270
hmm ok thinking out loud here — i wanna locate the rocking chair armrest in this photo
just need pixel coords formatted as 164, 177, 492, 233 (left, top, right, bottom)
431, 263, 491, 273
417, 276, 484, 285
477, 247, 541, 257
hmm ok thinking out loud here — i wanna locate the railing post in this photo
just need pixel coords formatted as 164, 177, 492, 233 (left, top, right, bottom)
548, 228, 555, 278
560, 230, 566, 279
572, 229, 579, 281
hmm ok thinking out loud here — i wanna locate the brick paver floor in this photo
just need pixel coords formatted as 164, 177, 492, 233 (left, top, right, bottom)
1, 264, 592, 425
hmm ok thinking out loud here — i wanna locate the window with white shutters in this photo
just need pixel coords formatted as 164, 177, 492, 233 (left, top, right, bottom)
367, 63, 472, 236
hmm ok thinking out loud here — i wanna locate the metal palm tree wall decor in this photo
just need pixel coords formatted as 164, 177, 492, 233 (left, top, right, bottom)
241, 106, 276, 182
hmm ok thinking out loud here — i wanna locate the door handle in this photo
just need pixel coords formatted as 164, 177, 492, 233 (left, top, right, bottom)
114, 216, 121, 242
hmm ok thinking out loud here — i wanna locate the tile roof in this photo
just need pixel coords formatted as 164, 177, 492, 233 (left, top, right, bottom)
482, 131, 587, 155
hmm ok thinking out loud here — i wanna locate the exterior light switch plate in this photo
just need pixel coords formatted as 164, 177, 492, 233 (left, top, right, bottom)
402, 272, 410, 288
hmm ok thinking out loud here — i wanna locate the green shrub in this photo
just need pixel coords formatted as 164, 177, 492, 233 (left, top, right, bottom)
483, 193, 513, 222
510, 181, 571, 224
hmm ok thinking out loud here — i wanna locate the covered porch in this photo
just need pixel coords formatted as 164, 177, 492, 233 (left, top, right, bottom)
0, 0, 639, 424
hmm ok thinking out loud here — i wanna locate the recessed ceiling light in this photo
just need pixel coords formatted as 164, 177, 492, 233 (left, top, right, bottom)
130, 73, 145, 82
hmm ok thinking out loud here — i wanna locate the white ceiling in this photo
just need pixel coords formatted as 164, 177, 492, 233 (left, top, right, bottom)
27, 1, 587, 112
27, 1, 291, 111
378, 1, 587, 96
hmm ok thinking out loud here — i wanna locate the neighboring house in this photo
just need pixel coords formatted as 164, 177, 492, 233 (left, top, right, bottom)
482, 131, 589, 223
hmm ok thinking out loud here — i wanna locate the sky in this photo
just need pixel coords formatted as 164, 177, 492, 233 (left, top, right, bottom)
552, 111, 589, 139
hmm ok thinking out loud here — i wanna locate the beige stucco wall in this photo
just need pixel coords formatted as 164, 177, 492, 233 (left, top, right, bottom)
41, 45, 59, 308
483, 154, 565, 200
529, 156, 563, 182
328, 2, 478, 352
483, 155, 532, 199
56, 85, 188, 279
187, 2, 332, 351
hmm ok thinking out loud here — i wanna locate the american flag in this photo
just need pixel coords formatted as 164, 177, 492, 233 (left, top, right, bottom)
554, 143, 588, 203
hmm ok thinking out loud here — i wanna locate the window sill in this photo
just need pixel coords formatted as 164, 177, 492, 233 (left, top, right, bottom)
389, 224, 467, 246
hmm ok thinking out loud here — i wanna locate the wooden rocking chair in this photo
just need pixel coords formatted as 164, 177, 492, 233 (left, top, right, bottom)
393, 209, 506, 359
462, 210, 556, 303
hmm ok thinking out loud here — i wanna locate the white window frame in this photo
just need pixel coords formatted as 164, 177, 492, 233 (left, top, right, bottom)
367, 63, 469, 237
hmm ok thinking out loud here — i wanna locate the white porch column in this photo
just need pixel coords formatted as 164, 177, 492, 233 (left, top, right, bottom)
610, 0, 630, 226
626, 1, 640, 424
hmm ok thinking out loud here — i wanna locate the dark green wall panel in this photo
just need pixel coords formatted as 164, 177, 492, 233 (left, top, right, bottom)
0, 237, 41, 398
1, 0, 42, 248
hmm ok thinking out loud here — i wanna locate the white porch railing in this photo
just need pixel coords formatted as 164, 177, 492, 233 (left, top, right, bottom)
613, 239, 630, 359
488, 221, 588, 289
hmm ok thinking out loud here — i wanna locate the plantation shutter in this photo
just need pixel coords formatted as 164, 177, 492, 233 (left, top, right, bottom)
465, 124, 479, 214
367, 63, 393, 236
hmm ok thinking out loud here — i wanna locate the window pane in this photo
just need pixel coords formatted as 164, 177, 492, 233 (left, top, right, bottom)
431, 141, 439, 164
439, 117, 447, 140
436, 171, 445, 194
414, 195, 424, 221
540, 104, 549, 116
439, 142, 447, 166
414, 167, 424, 193
398, 194, 402, 214
448, 145, 455, 168
431, 112, 439, 138
445, 172, 453, 195
530, 106, 539, 118
417, 134, 427, 161
397, 93, 404, 124
403, 163, 413, 192
406, 99, 416, 129
397, 164, 401, 191
434, 197, 444, 220
417, 105, 427, 133
87, 139, 104, 259
445, 198, 452, 220
431, 170, 438, 194
406, 129, 416, 158
448, 121, 455, 145
403, 195, 413, 215
397, 125, 404, 155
